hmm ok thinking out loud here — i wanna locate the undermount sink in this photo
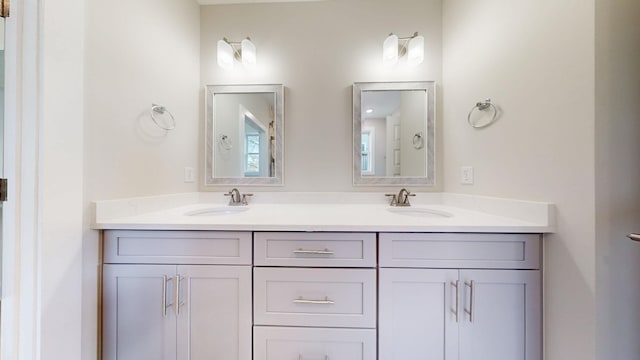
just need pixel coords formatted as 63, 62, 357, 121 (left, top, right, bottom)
387, 207, 453, 218
184, 206, 250, 216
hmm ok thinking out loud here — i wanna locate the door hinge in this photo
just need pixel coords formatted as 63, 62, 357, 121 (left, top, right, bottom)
0, 178, 7, 202
0, 0, 9, 18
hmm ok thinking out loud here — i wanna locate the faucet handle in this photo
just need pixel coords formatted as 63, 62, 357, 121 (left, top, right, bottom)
385, 194, 398, 206
241, 193, 253, 205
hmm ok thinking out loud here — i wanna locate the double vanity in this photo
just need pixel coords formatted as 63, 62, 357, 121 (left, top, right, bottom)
94, 191, 552, 360
93, 80, 551, 359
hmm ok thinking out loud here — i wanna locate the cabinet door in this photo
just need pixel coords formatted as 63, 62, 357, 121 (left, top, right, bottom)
103, 264, 177, 360
459, 270, 541, 360
379, 268, 459, 360
176, 265, 252, 360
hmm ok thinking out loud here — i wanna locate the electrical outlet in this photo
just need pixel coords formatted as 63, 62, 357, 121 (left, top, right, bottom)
461, 166, 474, 185
184, 167, 195, 183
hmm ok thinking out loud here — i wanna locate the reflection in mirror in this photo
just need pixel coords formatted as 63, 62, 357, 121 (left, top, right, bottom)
205, 84, 284, 186
353, 81, 435, 186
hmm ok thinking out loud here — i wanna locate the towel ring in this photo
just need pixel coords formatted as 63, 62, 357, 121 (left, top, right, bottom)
412, 131, 424, 149
218, 134, 233, 151
467, 99, 497, 128
150, 104, 176, 131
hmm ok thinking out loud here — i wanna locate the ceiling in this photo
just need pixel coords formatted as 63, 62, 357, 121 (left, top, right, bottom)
362, 91, 401, 120
197, 0, 324, 4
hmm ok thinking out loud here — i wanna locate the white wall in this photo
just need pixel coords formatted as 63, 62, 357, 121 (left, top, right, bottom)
442, 1, 596, 359
200, 0, 443, 191
84, 0, 201, 200
594, 0, 640, 359
41, 0, 85, 358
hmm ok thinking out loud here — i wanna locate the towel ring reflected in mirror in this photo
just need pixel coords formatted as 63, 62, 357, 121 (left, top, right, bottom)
412, 131, 424, 149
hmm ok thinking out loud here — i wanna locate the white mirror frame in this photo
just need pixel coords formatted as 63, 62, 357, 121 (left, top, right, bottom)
205, 84, 284, 186
353, 81, 435, 186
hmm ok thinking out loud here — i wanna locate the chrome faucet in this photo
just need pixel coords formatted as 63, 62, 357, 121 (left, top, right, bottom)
385, 188, 415, 207
225, 188, 253, 206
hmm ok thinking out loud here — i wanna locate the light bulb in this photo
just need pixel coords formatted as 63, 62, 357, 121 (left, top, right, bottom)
241, 38, 257, 69
217, 39, 234, 70
407, 35, 424, 66
383, 34, 399, 66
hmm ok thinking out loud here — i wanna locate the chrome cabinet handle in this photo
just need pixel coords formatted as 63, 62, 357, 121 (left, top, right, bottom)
293, 296, 335, 305
451, 280, 460, 323
162, 275, 168, 318
292, 248, 334, 255
175, 275, 184, 315
464, 280, 475, 322
162, 276, 175, 318
628, 233, 640, 242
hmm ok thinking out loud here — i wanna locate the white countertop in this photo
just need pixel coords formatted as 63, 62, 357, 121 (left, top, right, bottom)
92, 192, 555, 233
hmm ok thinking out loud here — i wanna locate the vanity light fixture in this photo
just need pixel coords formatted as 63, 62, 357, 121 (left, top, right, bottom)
217, 37, 257, 70
366, 109, 374, 114
383, 32, 424, 66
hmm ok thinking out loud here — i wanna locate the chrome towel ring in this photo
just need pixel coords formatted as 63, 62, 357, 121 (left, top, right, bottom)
467, 99, 498, 128
150, 104, 176, 131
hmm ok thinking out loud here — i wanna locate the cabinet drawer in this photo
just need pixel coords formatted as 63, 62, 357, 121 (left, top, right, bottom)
253, 326, 376, 360
379, 233, 540, 269
254, 267, 376, 328
254, 232, 376, 267
103, 230, 252, 265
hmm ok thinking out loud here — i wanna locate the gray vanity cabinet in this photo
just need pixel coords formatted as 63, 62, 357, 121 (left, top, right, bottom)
100, 230, 543, 360
378, 233, 542, 360
101, 231, 252, 360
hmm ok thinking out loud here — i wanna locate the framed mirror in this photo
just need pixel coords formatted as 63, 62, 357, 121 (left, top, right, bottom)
205, 84, 284, 186
353, 81, 435, 186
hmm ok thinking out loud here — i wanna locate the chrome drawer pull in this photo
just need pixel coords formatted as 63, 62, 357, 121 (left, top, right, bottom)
299, 355, 329, 360
293, 248, 335, 255
293, 296, 335, 305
